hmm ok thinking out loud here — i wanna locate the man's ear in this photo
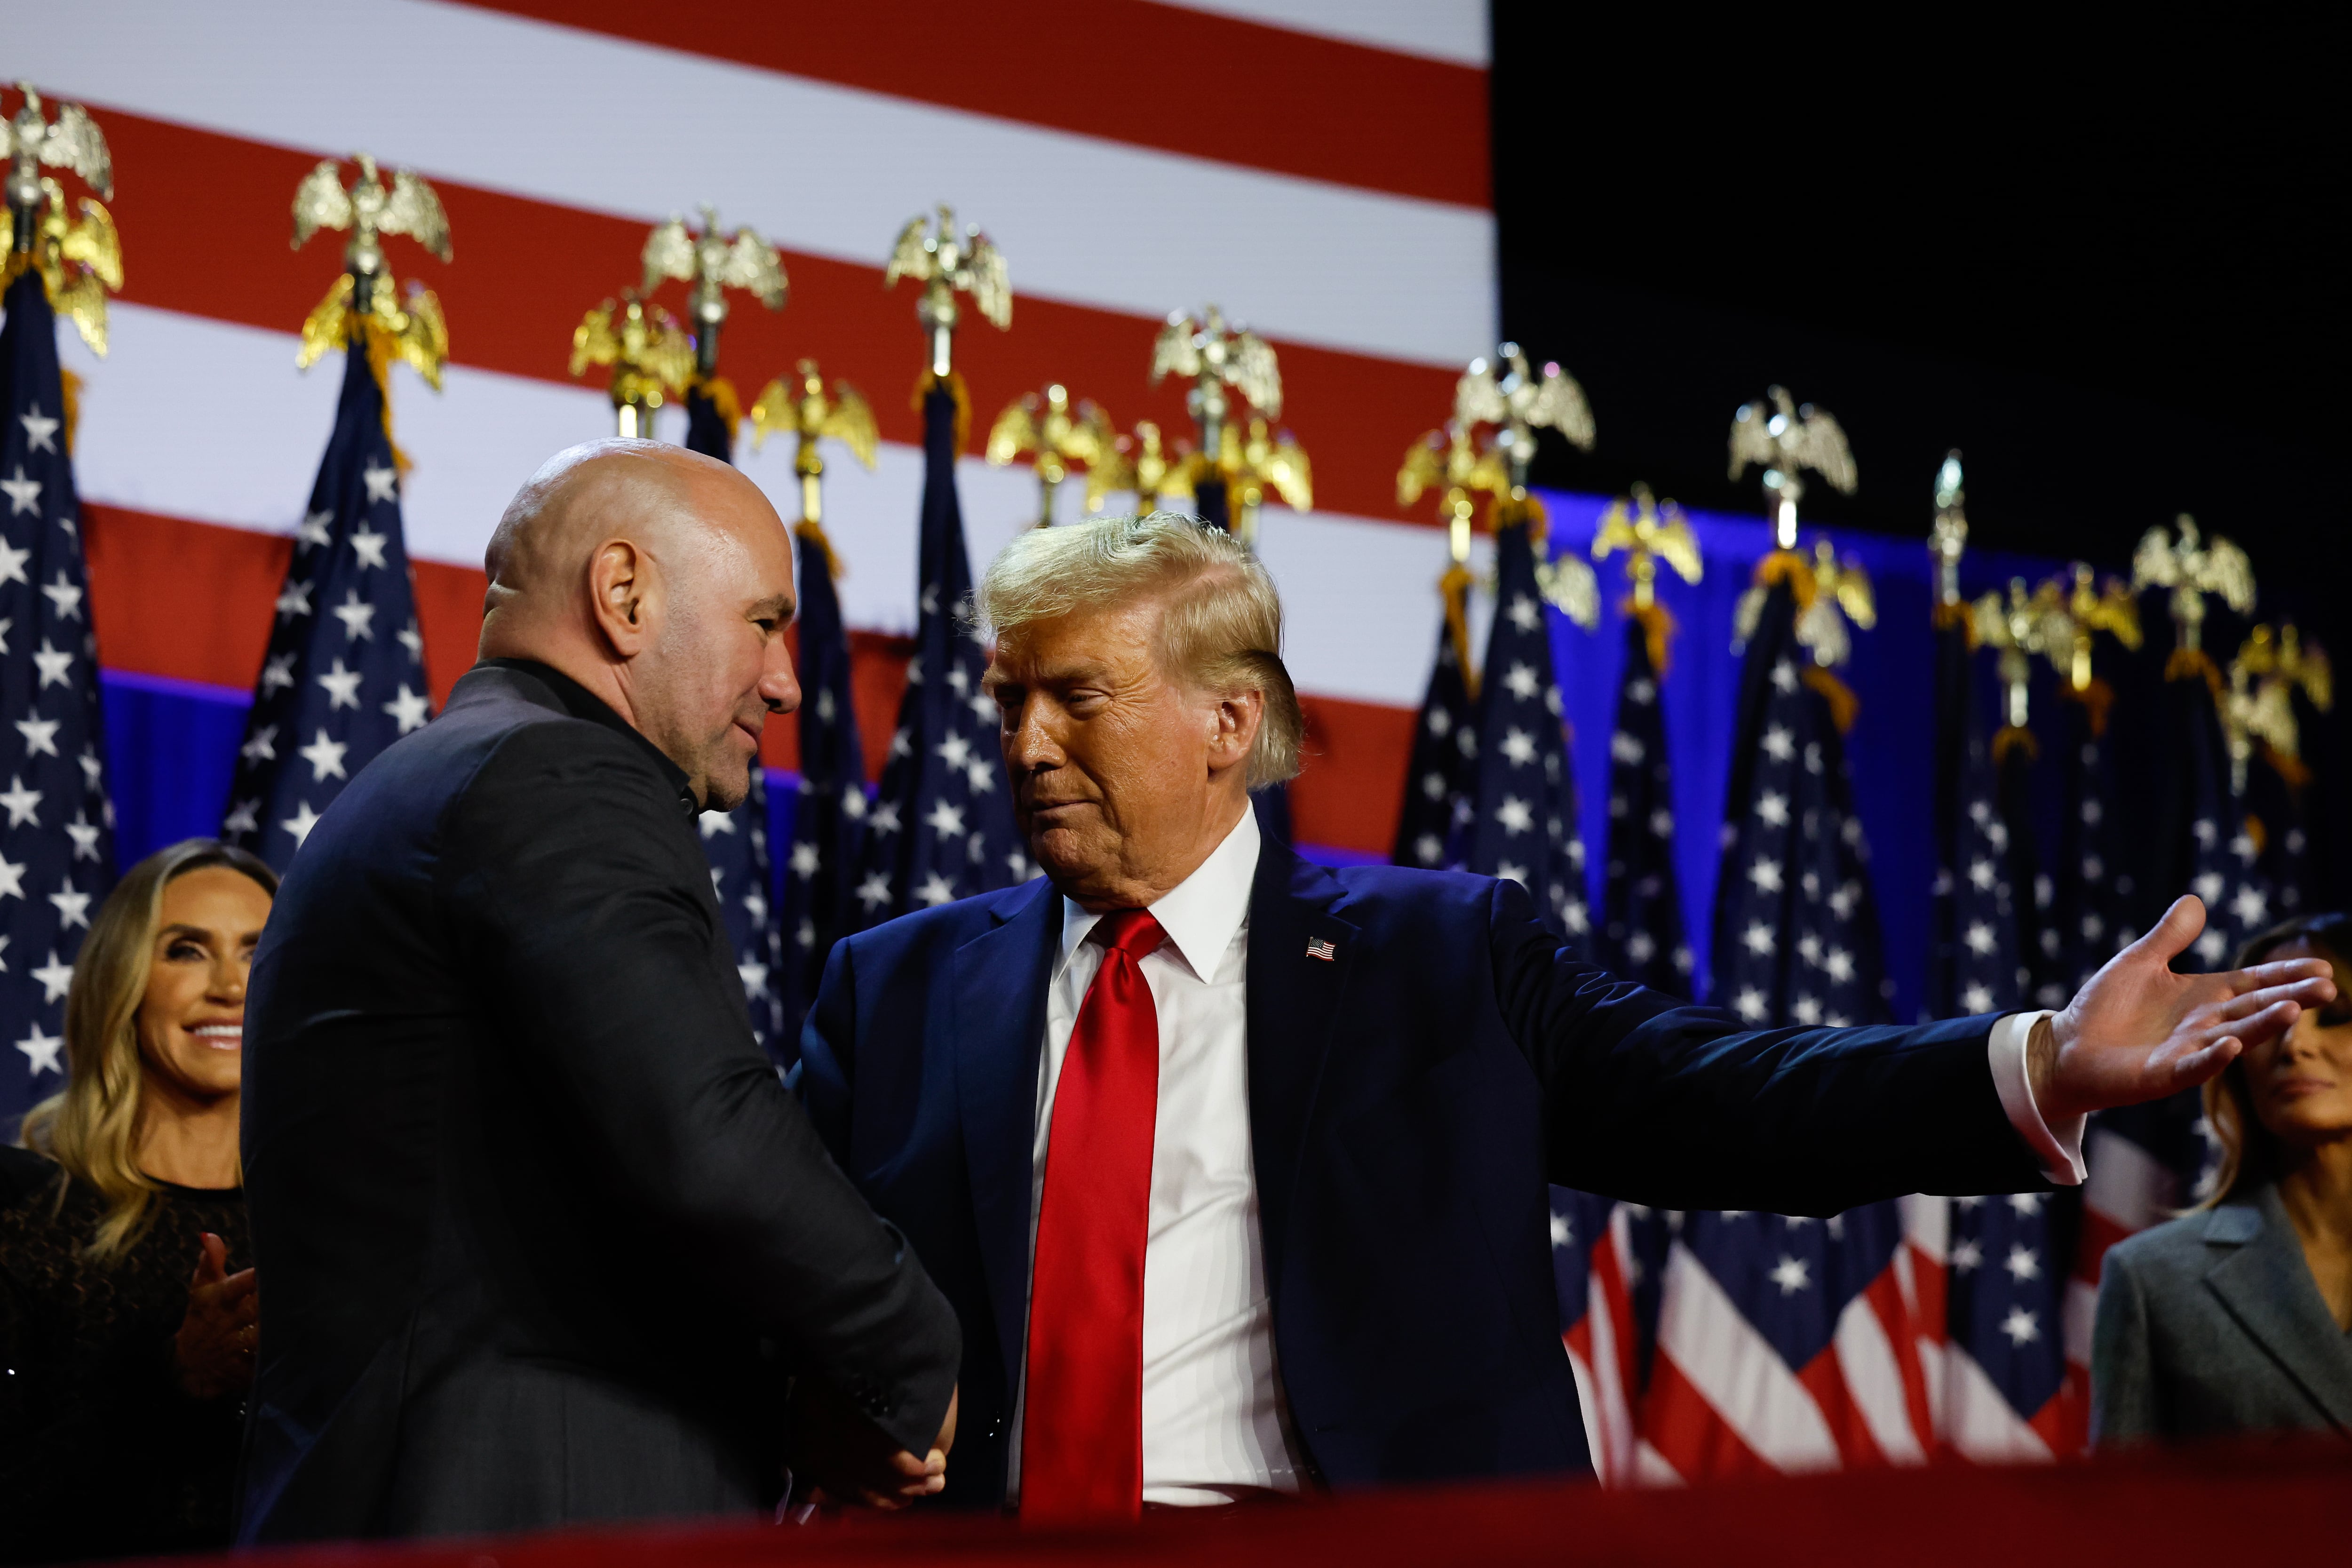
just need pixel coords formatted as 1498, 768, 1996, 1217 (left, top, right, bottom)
588, 538, 653, 658
1207, 688, 1263, 775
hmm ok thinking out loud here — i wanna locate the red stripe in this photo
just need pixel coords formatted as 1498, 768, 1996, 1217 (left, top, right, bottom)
453, 0, 1489, 210
1639, 1353, 1773, 1481
1592, 1224, 1641, 1417
95, 109, 1461, 530
1861, 1266, 1936, 1457
2072, 1208, 2133, 1286
1796, 1347, 1889, 1470
84, 504, 1409, 856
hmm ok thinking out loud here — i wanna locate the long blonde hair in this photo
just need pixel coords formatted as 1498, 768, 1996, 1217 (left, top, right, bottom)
20, 839, 278, 1260
2199, 910, 2350, 1207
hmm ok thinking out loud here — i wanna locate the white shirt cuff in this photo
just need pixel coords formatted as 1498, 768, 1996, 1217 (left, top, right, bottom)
1987, 1010, 2085, 1186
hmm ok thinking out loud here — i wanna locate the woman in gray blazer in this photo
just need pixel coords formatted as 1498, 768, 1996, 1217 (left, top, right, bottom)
2092, 912, 2352, 1444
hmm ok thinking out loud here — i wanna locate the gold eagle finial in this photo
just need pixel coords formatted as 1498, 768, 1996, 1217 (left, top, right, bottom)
570, 293, 695, 438
2131, 513, 2254, 656
1086, 420, 1193, 515
986, 383, 1117, 528
1398, 422, 1509, 564
1592, 484, 1702, 608
749, 358, 876, 533
290, 152, 452, 387
1151, 304, 1282, 463
885, 204, 1010, 378
2, 85, 121, 355
1454, 344, 1593, 493
1730, 387, 1857, 549
641, 206, 787, 377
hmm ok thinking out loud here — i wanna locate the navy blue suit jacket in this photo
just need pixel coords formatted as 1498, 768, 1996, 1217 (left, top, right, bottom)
799, 839, 2046, 1504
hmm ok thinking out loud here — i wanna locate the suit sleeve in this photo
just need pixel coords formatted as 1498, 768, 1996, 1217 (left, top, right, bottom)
2090, 1247, 2161, 1446
797, 935, 857, 1168
440, 724, 957, 1455
1487, 877, 2046, 1213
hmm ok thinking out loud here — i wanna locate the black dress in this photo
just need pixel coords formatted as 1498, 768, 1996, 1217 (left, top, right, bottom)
0, 1172, 250, 1563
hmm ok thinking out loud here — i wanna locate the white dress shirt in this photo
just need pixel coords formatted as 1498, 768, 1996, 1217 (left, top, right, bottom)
1003, 808, 2087, 1507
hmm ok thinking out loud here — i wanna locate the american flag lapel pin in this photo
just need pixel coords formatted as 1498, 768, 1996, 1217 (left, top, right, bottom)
1305, 936, 1336, 962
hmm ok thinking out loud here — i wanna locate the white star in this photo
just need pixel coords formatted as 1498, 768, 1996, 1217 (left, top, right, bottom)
841, 784, 868, 820
276, 580, 312, 620
298, 729, 350, 782
1756, 790, 1788, 827
262, 653, 297, 693
1549, 1210, 1573, 1248
16, 717, 60, 758
49, 879, 91, 930
965, 758, 996, 794
1495, 796, 1534, 835
40, 572, 82, 621
2004, 1244, 2042, 1282
1742, 920, 1776, 956
1771, 661, 1798, 692
0, 537, 26, 590
1625, 931, 1656, 964
915, 871, 958, 906
0, 615, 9, 654
937, 732, 972, 770
0, 466, 41, 515
1823, 947, 1855, 984
0, 853, 23, 900
1999, 1306, 2040, 1347
397, 621, 424, 662
1422, 771, 1448, 801
317, 659, 364, 710
889, 727, 913, 759
349, 525, 389, 569
2229, 883, 2268, 930
742, 887, 768, 926
1962, 982, 1994, 1013
382, 684, 430, 734
16, 1023, 62, 1076
1610, 731, 1644, 765
281, 799, 324, 848
698, 810, 737, 840
1733, 987, 1769, 1021
1949, 1236, 1984, 1274
738, 958, 771, 1000
222, 798, 259, 838
0, 775, 40, 827
64, 811, 99, 861
796, 918, 816, 950
363, 462, 399, 503
1414, 833, 1443, 866
332, 590, 376, 642
926, 800, 967, 838
1628, 678, 1655, 706
1964, 921, 1996, 955
1501, 728, 1538, 767
869, 800, 901, 836
19, 406, 58, 454
1761, 725, 1794, 762
1427, 706, 1452, 738
855, 871, 892, 910
1493, 860, 1529, 886
1969, 858, 1997, 892
790, 842, 821, 880
1503, 661, 1540, 701
296, 509, 334, 550
710, 866, 724, 896
1748, 856, 1783, 894
1649, 807, 1674, 838
240, 725, 278, 766
31, 949, 72, 1003
2007, 1192, 2044, 1216
1768, 1255, 1811, 1295
1790, 994, 1822, 1025
1507, 594, 1541, 632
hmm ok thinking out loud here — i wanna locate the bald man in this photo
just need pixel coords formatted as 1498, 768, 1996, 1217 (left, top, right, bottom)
238, 442, 960, 1542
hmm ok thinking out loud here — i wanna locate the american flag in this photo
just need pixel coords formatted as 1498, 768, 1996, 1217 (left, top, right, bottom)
777, 515, 866, 1047
1457, 508, 1589, 948
1924, 608, 2020, 1019
1389, 568, 1476, 869
0, 269, 117, 1128
1995, 727, 2066, 1011
1597, 615, 1689, 992
682, 384, 787, 1058
2175, 663, 2272, 971
1942, 1190, 2076, 1457
848, 382, 1025, 923
1549, 1187, 1645, 1484
2052, 680, 2133, 994
222, 345, 431, 869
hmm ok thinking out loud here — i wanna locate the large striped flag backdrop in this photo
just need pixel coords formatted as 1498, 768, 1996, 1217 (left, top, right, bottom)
28, 0, 1495, 869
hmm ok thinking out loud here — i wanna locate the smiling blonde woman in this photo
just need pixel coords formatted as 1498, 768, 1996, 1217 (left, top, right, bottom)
1, 838, 278, 1560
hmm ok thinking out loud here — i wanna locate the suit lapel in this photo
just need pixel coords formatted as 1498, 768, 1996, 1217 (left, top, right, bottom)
1245, 842, 1359, 1290
2202, 1186, 2352, 1430
954, 878, 1062, 1393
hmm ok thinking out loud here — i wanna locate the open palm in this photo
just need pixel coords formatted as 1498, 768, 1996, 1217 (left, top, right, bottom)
2042, 896, 2337, 1123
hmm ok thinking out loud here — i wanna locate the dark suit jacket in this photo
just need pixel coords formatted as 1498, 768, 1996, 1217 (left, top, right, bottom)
238, 661, 958, 1542
799, 837, 2045, 1504
2092, 1183, 2352, 1445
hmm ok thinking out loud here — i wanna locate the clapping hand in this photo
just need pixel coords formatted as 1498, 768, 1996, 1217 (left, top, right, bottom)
2034, 896, 2338, 1123
790, 1378, 955, 1511
172, 1231, 258, 1400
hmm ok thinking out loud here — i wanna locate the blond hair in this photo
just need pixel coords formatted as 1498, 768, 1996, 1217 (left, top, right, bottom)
2197, 910, 2350, 1207
974, 512, 1303, 788
20, 839, 278, 1261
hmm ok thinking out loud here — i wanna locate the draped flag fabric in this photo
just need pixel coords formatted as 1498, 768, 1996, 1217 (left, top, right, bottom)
1549, 1187, 1644, 1485
2171, 659, 2272, 971
1457, 507, 1589, 948
1924, 610, 2021, 1019
682, 385, 788, 1059
222, 345, 431, 871
779, 517, 867, 1047
1943, 1191, 2078, 1457
1390, 571, 1477, 870
850, 382, 1025, 923
2053, 681, 2133, 994
0, 271, 117, 1128
1597, 613, 1689, 992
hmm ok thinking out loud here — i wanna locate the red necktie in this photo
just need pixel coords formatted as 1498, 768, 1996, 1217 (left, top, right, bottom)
1021, 908, 1165, 1521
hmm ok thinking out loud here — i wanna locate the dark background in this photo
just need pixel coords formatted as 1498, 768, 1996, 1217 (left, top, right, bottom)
1490, 7, 2348, 908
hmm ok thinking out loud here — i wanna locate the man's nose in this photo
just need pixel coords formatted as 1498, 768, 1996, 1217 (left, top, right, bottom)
1002, 704, 1062, 773
761, 639, 801, 715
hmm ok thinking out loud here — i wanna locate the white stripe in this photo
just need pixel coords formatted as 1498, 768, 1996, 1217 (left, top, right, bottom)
2064, 1276, 2098, 1369
1830, 1288, 1926, 1463
64, 302, 1459, 708
2082, 1128, 2177, 1232
1653, 1242, 1839, 1471
1899, 1191, 1949, 1266
1562, 1342, 1605, 1484
1941, 1346, 2056, 1463
1160, 0, 1491, 66
1629, 1440, 1685, 1488
29, 0, 1494, 368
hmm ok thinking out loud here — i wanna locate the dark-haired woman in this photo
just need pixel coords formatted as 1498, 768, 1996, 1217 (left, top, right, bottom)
1, 839, 278, 1561
2091, 911, 2352, 1445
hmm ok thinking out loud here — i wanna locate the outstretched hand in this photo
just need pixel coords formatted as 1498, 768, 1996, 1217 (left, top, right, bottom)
2035, 895, 2336, 1123
173, 1231, 258, 1400
791, 1378, 954, 1512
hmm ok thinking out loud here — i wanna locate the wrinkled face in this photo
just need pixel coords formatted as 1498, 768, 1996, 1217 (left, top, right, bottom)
986, 593, 1243, 907
635, 480, 799, 811
2243, 939, 2352, 1151
135, 866, 273, 1105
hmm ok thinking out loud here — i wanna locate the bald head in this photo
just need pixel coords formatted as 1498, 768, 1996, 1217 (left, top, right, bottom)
479, 438, 800, 810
